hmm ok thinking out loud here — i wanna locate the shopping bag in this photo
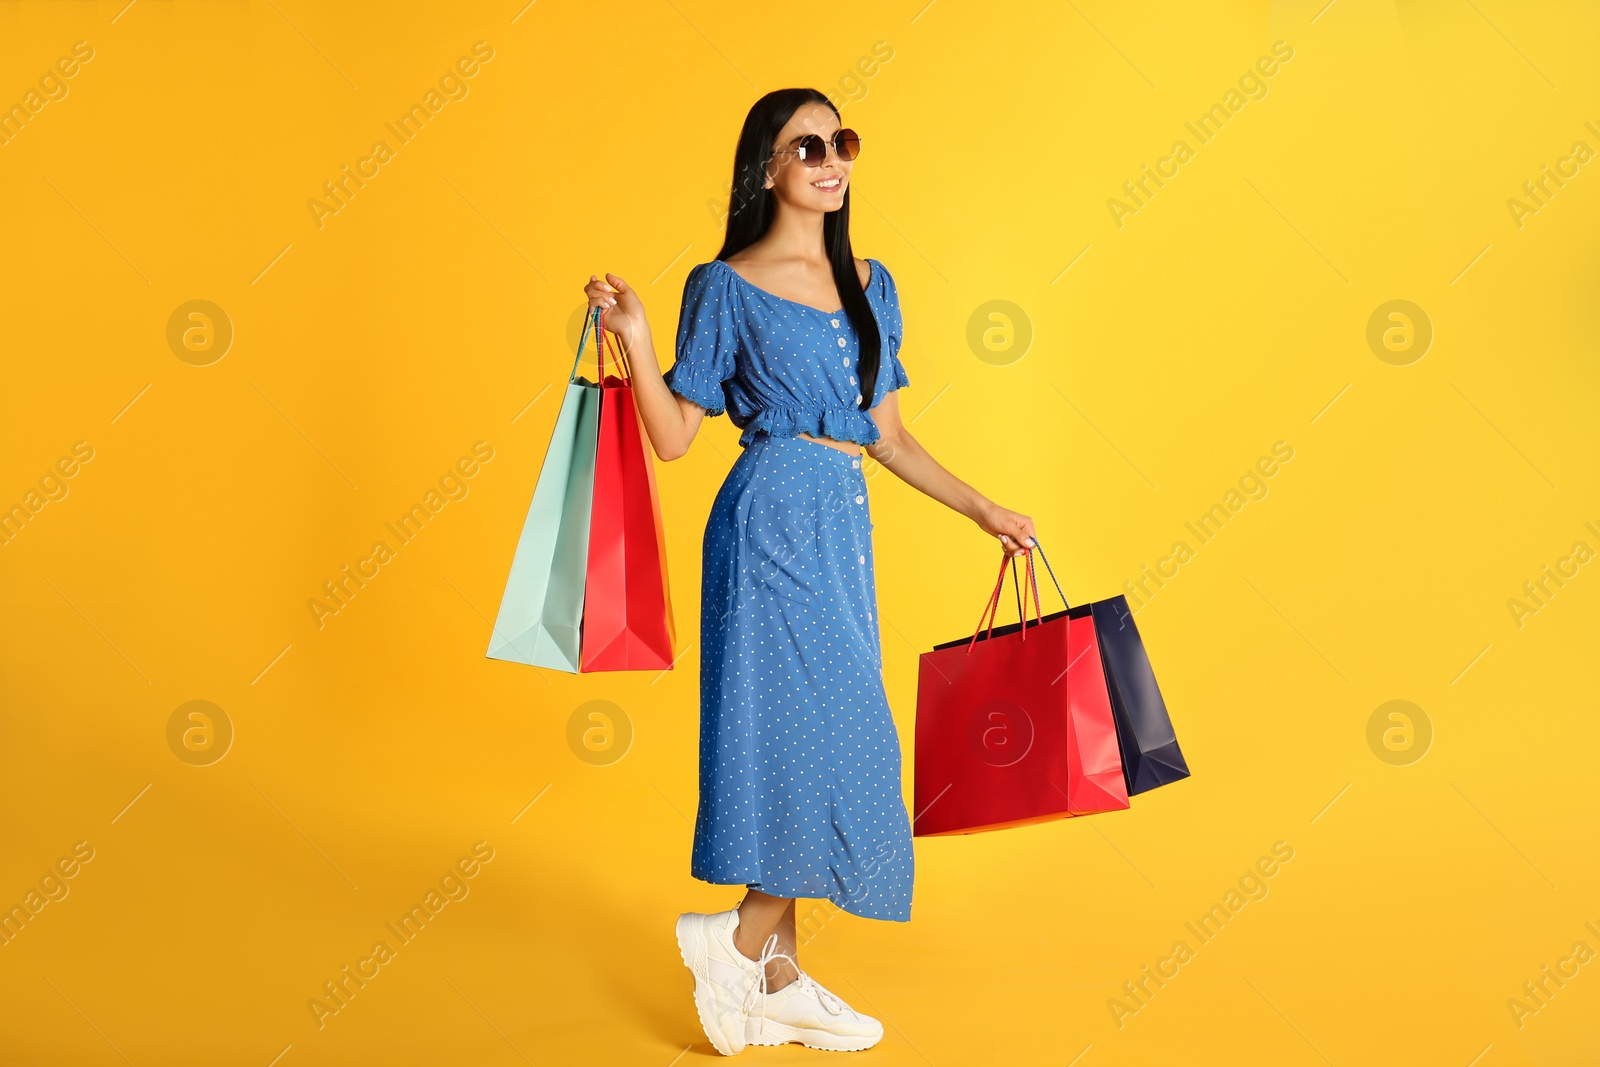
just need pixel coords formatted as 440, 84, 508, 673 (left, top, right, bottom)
1033, 539, 1191, 796
914, 549, 1129, 837
577, 312, 677, 671
485, 310, 603, 672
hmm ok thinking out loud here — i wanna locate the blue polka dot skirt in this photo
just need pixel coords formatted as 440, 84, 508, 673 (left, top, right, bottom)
690, 431, 915, 922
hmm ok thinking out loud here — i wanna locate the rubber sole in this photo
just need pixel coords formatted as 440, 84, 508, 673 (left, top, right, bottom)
675, 912, 745, 1056
746, 1019, 882, 1052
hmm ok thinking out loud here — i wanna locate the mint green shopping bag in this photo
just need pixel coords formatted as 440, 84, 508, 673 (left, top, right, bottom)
486, 310, 604, 671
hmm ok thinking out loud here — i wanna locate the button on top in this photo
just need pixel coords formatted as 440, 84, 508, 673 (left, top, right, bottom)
830, 318, 841, 328
851, 459, 860, 468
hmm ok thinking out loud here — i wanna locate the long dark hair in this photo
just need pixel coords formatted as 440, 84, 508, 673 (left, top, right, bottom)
715, 88, 880, 410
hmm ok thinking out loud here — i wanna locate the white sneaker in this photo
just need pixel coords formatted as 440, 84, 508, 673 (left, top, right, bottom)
746, 966, 886, 1052
675, 906, 787, 1056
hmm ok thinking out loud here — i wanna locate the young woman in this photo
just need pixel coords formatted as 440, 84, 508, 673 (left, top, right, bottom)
584, 89, 1036, 1055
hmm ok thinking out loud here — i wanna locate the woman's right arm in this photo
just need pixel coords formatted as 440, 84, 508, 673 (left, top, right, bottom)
584, 271, 707, 462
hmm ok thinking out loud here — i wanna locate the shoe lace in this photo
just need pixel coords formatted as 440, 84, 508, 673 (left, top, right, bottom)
793, 970, 853, 1018
740, 932, 799, 1038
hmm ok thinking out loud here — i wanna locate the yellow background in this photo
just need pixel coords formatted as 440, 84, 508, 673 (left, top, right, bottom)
2, 0, 1598, 1063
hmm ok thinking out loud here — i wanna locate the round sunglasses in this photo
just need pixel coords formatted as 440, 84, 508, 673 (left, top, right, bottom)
771, 128, 861, 167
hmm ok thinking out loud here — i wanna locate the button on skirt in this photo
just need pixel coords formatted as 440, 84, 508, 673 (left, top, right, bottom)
690, 431, 914, 922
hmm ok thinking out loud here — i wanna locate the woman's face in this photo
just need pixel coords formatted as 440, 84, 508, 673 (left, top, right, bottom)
763, 102, 852, 211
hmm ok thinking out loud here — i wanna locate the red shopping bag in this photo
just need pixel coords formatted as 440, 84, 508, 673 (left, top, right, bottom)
578, 314, 677, 671
913, 549, 1129, 836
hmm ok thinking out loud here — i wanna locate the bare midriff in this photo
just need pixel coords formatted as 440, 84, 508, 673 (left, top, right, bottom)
796, 431, 863, 455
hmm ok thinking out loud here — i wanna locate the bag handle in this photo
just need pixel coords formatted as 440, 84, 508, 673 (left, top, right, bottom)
568, 307, 597, 382
595, 307, 630, 381
1030, 536, 1071, 610
567, 306, 633, 383
967, 553, 1007, 652
966, 546, 1044, 653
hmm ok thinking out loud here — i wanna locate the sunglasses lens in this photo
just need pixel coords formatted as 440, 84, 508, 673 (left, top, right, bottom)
835, 129, 860, 161
796, 134, 826, 167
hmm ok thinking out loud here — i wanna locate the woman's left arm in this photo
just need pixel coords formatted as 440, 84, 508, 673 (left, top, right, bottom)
866, 390, 1037, 558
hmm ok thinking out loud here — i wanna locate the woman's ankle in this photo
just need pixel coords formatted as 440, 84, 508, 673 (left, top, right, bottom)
731, 929, 763, 960
764, 961, 799, 991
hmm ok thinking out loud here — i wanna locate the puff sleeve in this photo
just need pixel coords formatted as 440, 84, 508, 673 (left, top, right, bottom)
875, 261, 911, 395
663, 262, 739, 416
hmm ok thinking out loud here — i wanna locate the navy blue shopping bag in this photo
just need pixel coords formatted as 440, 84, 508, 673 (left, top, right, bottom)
1031, 539, 1191, 796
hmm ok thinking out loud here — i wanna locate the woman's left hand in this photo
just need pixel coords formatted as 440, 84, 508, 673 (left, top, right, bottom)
975, 501, 1036, 558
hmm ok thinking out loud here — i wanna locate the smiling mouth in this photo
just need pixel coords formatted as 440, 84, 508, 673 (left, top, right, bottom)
812, 176, 843, 192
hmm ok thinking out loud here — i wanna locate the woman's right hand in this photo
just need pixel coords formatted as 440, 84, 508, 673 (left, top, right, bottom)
976, 501, 1037, 559
584, 272, 645, 352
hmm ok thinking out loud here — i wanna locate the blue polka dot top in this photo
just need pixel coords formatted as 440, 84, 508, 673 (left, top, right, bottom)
662, 258, 911, 449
